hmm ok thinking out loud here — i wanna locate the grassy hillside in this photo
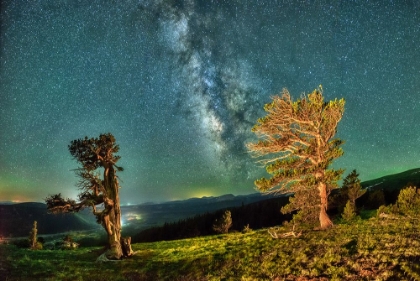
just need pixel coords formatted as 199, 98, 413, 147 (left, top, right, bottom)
2, 211, 420, 280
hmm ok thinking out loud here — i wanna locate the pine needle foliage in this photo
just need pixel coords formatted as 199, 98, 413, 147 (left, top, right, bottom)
396, 186, 420, 215
247, 86, 345, 228
342, 200, 357, 221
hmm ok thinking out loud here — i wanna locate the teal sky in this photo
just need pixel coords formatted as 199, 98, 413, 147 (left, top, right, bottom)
1, 0, 419, 204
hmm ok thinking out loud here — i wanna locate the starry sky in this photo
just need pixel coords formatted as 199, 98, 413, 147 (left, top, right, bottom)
1, 0, 420, 204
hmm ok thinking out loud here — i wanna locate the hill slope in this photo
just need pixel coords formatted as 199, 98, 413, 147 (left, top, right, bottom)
0, 203, 98, 237
361, 168, 420, 191
2, 211, 420, 280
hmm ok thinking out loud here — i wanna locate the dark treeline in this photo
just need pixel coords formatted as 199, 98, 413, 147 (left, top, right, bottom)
132, 183, 414, 244
132, 196, 292, 243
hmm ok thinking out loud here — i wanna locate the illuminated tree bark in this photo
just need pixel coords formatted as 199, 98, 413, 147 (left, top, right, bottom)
247, 86, 345, 229
45, 133, 132, 259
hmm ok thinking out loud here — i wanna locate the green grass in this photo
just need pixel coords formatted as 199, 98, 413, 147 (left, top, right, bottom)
2, 214, 420, 280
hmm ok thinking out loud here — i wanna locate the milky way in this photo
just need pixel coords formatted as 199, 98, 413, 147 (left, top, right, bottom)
1, 0, 420, 204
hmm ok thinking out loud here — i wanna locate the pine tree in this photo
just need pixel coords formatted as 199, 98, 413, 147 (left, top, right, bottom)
247, 86, 345, 229
342, 200, 356, 221
45, 133, 132, 259
342, 170, 365, 209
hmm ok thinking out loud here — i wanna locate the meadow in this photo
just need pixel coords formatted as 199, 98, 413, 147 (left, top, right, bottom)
2, 210, 420, 281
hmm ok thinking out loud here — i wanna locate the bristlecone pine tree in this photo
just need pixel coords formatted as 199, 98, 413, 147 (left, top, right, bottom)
45, 133, 132, 260
247, 86, 345, 229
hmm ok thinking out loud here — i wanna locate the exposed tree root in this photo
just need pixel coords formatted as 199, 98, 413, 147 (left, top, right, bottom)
268, 225, 302, 239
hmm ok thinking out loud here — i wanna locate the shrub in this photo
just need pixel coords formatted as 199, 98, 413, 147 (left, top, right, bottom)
33, 241, 43, 250
342, 200, 356, 221
396, 186, 420, 215
377, 204, 398, 218
213, 210, 232, 234
242, 224, 252, 234
377, 205, 390, 217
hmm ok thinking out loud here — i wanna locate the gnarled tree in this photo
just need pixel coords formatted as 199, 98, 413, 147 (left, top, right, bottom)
45, 133, 132, 259
247, 86, 345, 229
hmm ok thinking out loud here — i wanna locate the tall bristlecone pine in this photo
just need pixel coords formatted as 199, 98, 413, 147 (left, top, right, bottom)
45, 133, 132, 259
247, 86, 345, 229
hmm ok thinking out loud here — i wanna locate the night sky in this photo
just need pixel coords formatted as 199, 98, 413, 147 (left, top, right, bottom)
1, 0, 420, 204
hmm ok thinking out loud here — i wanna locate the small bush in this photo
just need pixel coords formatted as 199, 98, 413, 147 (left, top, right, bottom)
377, 204, 398, 218
213, 210, 232, 234
242, 224, 252, 234
342, 201, 356, 221
397, 186, 420, 215
33, 241, 43, 250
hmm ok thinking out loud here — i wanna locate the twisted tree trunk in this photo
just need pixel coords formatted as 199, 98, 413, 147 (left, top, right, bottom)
318, 181, 333, 229
102, 164, 123, 260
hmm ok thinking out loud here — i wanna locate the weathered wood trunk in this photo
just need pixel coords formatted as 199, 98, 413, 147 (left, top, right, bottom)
318, 181, 333, 229
102, 165, 123, 260
121, 237, 134, 257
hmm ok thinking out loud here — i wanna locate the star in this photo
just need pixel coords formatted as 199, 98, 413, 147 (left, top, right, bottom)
1, 0, 419, 204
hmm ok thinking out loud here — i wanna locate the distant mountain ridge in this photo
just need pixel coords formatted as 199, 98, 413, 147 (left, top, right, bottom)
119, 192, 279, 233
1, 168, 420, 238
0, 193, 277, 238
361, 168, 420, 191
0, 202, 99, 238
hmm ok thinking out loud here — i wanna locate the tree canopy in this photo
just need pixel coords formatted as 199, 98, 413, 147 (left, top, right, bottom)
247, 86, 345, 228
46, 133, 123, 215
